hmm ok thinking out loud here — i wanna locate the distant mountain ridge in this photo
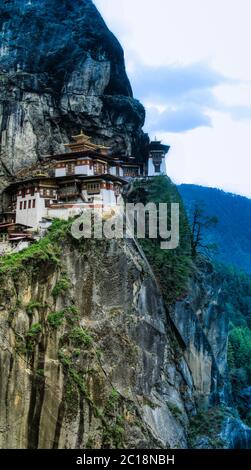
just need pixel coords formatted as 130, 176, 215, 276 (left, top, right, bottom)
178, 184, 251, 273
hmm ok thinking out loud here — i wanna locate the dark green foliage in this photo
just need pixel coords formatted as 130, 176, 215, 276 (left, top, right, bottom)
127, 176, 192, 304
188, 406, 225, 448
27, 323, 42, 336
0, 218, 73, 275
229, 327, 251, 377
52, 274, 71, 298
69, 327, 93, 348
26, 300, 43, 316
105, 388, 120, 414
102, 416, 125, 449
26, 323, 42, 351
214, 263, 251, 425
228, 327, 251, 425
215, 264, 251, 329
63, 305, 80, 324
179, 184, 251, 273
167, 402, 183, 420
189, 203, 218, 258
47, 310, 65, 328
48, 306, 80, 328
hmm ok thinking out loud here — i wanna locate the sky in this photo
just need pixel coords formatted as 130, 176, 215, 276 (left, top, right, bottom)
94, 0, 251, 198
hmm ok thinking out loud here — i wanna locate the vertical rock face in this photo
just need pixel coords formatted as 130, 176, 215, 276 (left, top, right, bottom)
0, 0, 147, 174
170, 259, 230, 406
0, 236, 190, 449
0, 229, 229, 449
0, 1, 237, 450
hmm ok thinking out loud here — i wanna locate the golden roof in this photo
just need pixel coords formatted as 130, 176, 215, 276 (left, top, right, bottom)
64, 130, 110, 154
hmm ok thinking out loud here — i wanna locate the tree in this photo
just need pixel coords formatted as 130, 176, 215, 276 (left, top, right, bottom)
190, 203, 218, 258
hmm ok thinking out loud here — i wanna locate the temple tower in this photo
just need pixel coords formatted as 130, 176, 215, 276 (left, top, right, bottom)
147, 139, 170, 176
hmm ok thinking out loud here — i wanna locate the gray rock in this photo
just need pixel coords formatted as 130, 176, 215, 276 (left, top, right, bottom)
0, 0, 148, 174
221, 417, 251, 449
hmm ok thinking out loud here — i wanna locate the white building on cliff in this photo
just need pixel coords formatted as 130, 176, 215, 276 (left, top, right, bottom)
1, 132, 170, 228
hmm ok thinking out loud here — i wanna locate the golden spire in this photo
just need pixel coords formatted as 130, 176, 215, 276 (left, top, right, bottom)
64, 130, 110, 154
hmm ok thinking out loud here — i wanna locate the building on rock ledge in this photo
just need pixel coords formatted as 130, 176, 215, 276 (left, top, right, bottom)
0, 132, 170, 228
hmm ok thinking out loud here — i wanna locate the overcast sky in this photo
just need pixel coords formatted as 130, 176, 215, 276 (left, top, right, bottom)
94, 0, 251, 198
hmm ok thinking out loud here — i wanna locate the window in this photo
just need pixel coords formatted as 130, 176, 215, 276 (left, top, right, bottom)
30, 188, 35, 197
94, 163, 105, 175
87, 183, 100, 194
67, 163, 75, 175
20, 201, 23, 210
28, 200, 31, 209
21, 189, 25, 198
152, 153, 162, 173
24, 201, 27, 210
154, 163, 161, 173
32, 199, 36, 208
124, 167, 139, 177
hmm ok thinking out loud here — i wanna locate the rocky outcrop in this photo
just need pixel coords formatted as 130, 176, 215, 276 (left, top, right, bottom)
0, 0, 147, 175
0, 0, 242, 450
0, 222, 230, 449
170, 258, 230, 407
221, 417, 251, 449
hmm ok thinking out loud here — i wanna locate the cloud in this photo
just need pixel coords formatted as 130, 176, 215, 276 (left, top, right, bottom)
127, 61, 227, 132
127, 60, 251, 133
161, 111, 251, 198
145, 104, 212, 133
94, 0, 251, 197
131, 62, 226, 102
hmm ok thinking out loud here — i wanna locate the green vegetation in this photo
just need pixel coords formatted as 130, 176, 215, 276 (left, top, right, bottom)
189, 203, 218, 258
26, 300, 43, 316
179, 184, 251, 273
59, 343, 127, 448
105, 388, 120, 414
47, 310, 65, 328
188, 406, 225, 448
47, 306, 80, 328
127, 176, 192, 304
167, 402, 183, 420
52, 274, 71, 298
0, 218, 73, 275
102, 416, 125, 449
26, 323, 42, 351
85, 437, 95, 449
69, 326, 93, 347
212, 263, 251, 425
58, 349, 72, 368
228, 326, 251, 426
27, 323, 42, 336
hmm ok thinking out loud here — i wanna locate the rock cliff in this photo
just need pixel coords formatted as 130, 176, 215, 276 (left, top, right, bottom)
0, 0, 147, 175
0, 0, 249, 450
0, 218, 230, 449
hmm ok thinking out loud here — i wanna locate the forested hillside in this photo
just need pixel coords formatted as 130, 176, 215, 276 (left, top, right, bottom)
178, 184, 251, 426
178, 184, 251, 273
